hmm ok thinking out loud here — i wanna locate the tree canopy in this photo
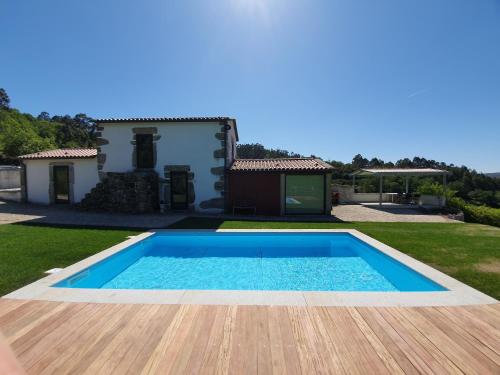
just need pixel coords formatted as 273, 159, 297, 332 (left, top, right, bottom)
0, 88, 96, 163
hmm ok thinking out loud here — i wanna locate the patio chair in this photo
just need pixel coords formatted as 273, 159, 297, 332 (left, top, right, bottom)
233, 198, 257, 215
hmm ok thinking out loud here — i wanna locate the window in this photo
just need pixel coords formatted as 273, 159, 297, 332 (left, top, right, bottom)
285, 175, 325, 214
136, 134, 154, 169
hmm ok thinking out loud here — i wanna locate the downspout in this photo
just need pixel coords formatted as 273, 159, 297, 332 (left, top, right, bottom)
222, 120, 230, 213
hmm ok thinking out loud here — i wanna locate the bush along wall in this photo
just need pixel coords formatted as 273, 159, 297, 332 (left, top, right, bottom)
448, 197, 500, 228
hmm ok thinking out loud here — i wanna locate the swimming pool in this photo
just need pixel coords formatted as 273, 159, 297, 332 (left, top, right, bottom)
55, 232, 445, 292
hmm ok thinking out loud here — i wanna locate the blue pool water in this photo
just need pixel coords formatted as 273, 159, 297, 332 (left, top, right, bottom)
55, 232, 446, 292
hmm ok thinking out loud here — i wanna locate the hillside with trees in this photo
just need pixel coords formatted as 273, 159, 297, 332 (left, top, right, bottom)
1, 88, 498, 208
0, 88, 96, 164
237, 144, 500, 208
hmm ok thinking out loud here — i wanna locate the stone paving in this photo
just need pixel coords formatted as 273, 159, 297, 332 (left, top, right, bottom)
0, 200, 186, 228
332, 203, 459, 223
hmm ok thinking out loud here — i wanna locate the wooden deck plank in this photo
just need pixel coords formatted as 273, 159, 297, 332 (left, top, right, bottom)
464, 305, 500, 328
228, 305, 259, 374
11, 303, 88, 356
170, 305, 219, 375
321, 307, 388, 374
180, 305, 221, 374
122, 305, 181, 375
0, 300, 499, 375
61, 304, 141, 375
440, 306, 500, 356
0, 301, 53, 329
0, 299, 31, 318
378, 307, 462, 374
140, 304, 198, 374
362, 306, 441, 374
37, 303, 120, 375
29, 303, 115, 375
83, 304, 162, 375
409, 307, 500, 374
1, 301, 60, 338
287, 306, 345, 374
197, 305, 236, 375
347, 307, 407, 374
16, 303, 97, 370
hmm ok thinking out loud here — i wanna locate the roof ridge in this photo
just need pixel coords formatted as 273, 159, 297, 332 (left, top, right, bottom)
97, 116, 231, 122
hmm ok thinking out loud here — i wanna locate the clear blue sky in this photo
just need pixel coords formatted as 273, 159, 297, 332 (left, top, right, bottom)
2, 0, 500, 172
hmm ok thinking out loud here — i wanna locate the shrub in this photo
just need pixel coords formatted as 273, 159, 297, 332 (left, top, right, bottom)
417, 181, 445, 196
448, 197, 500, 227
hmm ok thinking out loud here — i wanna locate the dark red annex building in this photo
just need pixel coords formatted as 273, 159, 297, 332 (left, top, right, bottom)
227, 158, 333, 216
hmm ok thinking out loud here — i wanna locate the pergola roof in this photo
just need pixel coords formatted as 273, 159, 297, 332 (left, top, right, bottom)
351, 168, 449, 177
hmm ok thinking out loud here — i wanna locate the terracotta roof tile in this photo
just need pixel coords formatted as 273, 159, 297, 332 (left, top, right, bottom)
96, 117, 231, 123
230, 158, 333, 172
19, 148, 97, 160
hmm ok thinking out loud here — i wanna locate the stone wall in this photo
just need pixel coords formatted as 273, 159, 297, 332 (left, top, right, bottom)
78, 171, 159, 213
0, 166, 21, 189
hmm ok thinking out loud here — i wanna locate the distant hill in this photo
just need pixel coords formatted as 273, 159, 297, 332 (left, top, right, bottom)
486, 173, 500, 179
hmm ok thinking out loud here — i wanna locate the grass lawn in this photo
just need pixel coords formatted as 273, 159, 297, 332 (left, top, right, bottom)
171, 218, 500, 299
1, 219, 499, 300
0, 224, 140, 296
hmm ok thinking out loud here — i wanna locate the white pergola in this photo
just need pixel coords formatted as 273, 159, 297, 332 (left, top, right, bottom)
350, 168, 449, 205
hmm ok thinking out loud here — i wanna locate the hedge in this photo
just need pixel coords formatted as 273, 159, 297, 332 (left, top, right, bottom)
448, 197, 500, 228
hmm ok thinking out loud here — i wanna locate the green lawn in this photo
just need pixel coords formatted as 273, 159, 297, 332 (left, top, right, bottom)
1, 219, 499, 300
171, 218, 500, 299
0, 224, 140, 296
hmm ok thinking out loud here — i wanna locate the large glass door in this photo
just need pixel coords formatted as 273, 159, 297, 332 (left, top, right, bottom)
53, 166, 70, 204
285, 174, 324, 214
170, 171, 188, 209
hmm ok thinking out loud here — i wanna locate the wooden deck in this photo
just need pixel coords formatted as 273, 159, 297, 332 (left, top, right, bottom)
0, 299, 499, 374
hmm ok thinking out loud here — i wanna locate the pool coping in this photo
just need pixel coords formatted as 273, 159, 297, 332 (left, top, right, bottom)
3, 229, 497, 307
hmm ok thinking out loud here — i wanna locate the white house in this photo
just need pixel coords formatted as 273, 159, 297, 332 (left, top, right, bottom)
19, 116, 333, 215
20, 117, 238, 213
19, 149, 99, 205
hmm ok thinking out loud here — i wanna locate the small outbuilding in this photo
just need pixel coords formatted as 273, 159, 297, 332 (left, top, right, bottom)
228, 158, 333, 216
19, 149, 99, 205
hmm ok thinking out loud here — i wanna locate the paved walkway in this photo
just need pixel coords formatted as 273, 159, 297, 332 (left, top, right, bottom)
1, 299, 498, 374
0, 200, 186, 229
332, 204, 459, 223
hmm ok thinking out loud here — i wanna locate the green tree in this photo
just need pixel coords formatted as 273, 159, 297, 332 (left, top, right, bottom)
0, 88, 10, 109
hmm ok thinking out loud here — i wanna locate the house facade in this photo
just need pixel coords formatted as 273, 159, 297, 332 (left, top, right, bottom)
20, 117, 238, 213
19, 116, 333, 215
93, 117, 237, 212
19, 149, 99, 205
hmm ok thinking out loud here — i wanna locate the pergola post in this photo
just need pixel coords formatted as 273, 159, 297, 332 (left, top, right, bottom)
352, 174, 356, 193
405, 176, 409, 194
379, 175, 383, 206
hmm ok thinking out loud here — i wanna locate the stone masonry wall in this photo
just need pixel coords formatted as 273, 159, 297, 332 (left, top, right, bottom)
78, 171, 159, 213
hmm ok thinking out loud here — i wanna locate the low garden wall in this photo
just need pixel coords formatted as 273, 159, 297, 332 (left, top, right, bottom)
0, 166, 20, 189
332, 185, 392, 204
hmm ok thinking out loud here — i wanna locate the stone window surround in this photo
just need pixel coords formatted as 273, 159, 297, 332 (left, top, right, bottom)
131, 127, 161, 170
48, 162, 75, 204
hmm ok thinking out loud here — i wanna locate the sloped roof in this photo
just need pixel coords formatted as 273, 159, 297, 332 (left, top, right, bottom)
230, 158, 333, 172
96, 116, 231, 123
96, 117, 238, 141
19, 148, 97, 160
352, 168, 448, 176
